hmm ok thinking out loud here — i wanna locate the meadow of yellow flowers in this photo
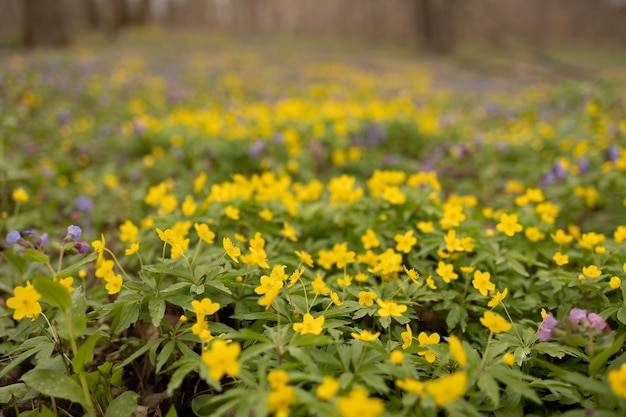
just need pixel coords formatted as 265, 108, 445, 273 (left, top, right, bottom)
2, 33, 626, 416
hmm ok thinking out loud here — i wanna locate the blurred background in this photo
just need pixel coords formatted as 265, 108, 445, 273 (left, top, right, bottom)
2, 0, 626, 55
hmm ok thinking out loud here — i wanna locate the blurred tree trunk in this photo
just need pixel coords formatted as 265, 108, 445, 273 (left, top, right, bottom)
22, 0, 70, 47
416, 0, 456, 53
133, 0, 151, 25
84, 0, 99, 28
102, 0, 129, 38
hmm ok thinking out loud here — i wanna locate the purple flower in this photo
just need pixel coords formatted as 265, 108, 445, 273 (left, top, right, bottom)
537, 325, 554, 342
40, 232, 49, 247
75, 196, 94, 212
66, 225, 82, 242
6, 230, 21, 245
544, 313, 558, 329
248, 139, 265, 158
586, 313, 607, 331
537, 312, 559, 342
569, 308, 588, 325
76, 241, 91, 254
577, 158, 589, 174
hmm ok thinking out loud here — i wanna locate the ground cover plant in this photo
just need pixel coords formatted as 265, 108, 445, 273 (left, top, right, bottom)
1, 32, 626, 417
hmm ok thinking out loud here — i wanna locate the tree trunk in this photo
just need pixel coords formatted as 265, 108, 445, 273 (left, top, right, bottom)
416, 0, 456, 53
22, 0, 70, 47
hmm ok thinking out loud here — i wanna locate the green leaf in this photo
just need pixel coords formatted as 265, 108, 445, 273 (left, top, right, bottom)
617, 307, 626, 325
149, 297, 166, 327
21, 369, 87, 406
2, 251, 27, 274
0, 383, 28, 403
589, 332, 626, 375
205, 279, 232, 295
165, 406, 178, 417
20, 249, 50, 263
74, 331, 101, 373
156, 340, 176, 373
56, 287, 87, 339
478, 372, 501, 407
33, 274, 72, 310
166, 359, 198, 396
104, 390, 139, 417
57, 252, 98, 278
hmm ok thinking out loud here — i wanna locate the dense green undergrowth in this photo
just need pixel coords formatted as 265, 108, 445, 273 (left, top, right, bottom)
1, 33, 626, 417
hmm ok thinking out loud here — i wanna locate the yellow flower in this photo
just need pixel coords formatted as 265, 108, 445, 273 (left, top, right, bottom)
182, 195, 197, 216
104, 274, 123, 295
472, 270, 495, 296
312, 274, 330, 296
357, 291, 377, 307
202, 340, 241, 381
58, 277, 74, 294
295, 250, 314, 267
192, 298, 221, 316
267, 370, 289, 388
426, 275, 437, 290
610, 276, 622, 289
92, 234, 106, 267
496, 213, 523, 237
401, 324, 413, 349
293, 313, 325, 335
223, 237, 241, 263
425, 371, 467, 406
125, 242, 140, 256
6, 281, 42, 321
396, 378, 424, 395
503, 352, 515, 366
195, 223, 215, 244
488, 288, 508, 309
225, 205, 240, 220
337, 387, 384, 417
403, 265, 420, 284
267, 384, 297, 416
351, 330, 380, 342
525, 226, 546, 242
417, 221, 434, 233
281, 222, 298, 242
553, 251, 569, 266
12, 187, 29, 203
390, 350, 404, 365
614, 225, 626, 244
361, 228, 380, 250
582, 265, 601, 279
417, 332, 440, 363
550, 229, 573, 244
480, 311, 512, 333
330, 292, 343, 306
608, 363, 626, 400
316, 376, 339, 400
259, 207, 273, 221
436, 261, 458, 283
394, 230, 417, 253
376, 299, 407, 317
119, 220, 139, 243
448, 335, 467, 366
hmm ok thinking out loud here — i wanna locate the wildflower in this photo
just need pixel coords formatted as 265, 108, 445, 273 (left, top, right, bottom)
337, 387, 384, 417
58, 277, 74, 293
425, 371, 468, 406
95, 259, 115, 279
316, 376, 340, 400
496, 213, 523, 237
551, 229, 573, 244
426, 275, 437, 289
223, 237, 241, 263
194, 172, 206, 193
503, 352, 515, 366
472, 270, 495, 296
460, 266, 475, 274
444, 230, 465, 252
182, 195, 197, 216
578, 232, 605, 250
351, 330, 381, 342
332, 242, 356, 268
569, 308, 587, 324
390, 350, 404, 364
396, 378, 424, 395
125, 242, 140, 256
480, 311, 512, 333
403, 265, 420, 284
448, 335, 467, 366
65, 225, 82, 242
354, 272, 368, 282
281, 222, 298, 242
312, 274, 330, 295
202, 340, 241, 381
361, 228, 380, 250
195, 223, 215, 244
295, 250, 314, 267
417, 221, 434, 233
104, 274, 123, 295
394, 230, 417, 253
156, 227, 189, 259
267, 370, 289, 388
6, 281, 42, 321
76, 242, 90, 254
553, 251, 569, 266
610, 276, 622, 289
119, 220, 138, 243
401, 324, 413, 349
192, 298, 221, 316
6, 230, 21, 245
337, 275, 352, 287
376, 299, 407, 317
267, 384, 297, 416
358, 291, 377, 307
537, 312, 558, 341
225, 205, 240, 220
12, 188, 29, 203
587, 313, 607, 332
608, 363, 626, 400
259, 208, 273, 221
615, 225, 626, 244
525, 226, 546, 242
582, 265, 601, 279
436, 261, 458, 283
417, 332, 440, 363
330, 292, 343, 306
487, 288, 508, 309
293, 313, 325, 335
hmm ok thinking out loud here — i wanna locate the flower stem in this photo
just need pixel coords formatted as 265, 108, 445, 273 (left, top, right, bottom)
62, 308, 94, 414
